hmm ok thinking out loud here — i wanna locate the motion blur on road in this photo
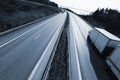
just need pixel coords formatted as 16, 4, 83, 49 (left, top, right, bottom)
0, 12, 67, 80
0, 3, 119, 79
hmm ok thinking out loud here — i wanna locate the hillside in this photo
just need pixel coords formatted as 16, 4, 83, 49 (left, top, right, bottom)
80, 8, 120, 37
0, 0, 60, 32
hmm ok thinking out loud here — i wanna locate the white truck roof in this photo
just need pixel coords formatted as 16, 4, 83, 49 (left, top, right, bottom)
95, 28, 120, 41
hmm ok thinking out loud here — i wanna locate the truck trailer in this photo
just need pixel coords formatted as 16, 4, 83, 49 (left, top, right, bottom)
88, 27, 120, 57
106, 45, 120, 80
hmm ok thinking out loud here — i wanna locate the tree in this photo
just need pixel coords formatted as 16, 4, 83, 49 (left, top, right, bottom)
28, 0, 49, 4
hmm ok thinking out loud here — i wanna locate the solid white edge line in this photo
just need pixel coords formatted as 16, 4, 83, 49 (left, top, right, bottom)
27, 39, 52, 80
72, 23, 82, 80
0, 13, 62, 48
27, 12, 67, 80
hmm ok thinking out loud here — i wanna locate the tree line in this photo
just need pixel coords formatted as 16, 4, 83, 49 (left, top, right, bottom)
92, 8, 120, 35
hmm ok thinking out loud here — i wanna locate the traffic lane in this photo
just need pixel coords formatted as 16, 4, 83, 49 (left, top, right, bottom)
0, 13, 63, 46
0, 16, 58, 57
69, 18, 82, 80
71, 13, 92, 31
69, 13, 97, 80
0, 14, 65, 80
69, 12, 92, 58
0, 13, 67, 80
71, 13, 91, 39
69, 12, 93, 59
73, 25, 97, 80
70, 13, 92, 39
0, 13, 64, 56
0, 21, 58, 80
0, 13, 62, 45
0, 20, 61, 80
28, 13, 67, 80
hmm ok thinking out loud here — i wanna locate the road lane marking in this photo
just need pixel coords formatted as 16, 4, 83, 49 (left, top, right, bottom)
69, 12, 98, 80
34, 34, 41, 40
0, 25, 40, 48
70, 23, 82, 80
0, 15, 58, 48
27, 13, 67, 80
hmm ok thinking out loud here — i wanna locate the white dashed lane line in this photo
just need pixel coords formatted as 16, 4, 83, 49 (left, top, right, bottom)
0, 25, 40, 48
34, 34, 41, 40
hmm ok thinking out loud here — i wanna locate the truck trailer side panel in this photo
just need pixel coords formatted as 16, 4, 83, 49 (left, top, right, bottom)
106, 46, 120, 80
94, 33, 109, 53
108, 40, 120, 47
89, 28, 99, 43
89, 27, 120, 56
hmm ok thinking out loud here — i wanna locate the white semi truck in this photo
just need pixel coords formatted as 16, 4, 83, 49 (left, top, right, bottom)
106, 45, 120, 80
88, 27, 120, 57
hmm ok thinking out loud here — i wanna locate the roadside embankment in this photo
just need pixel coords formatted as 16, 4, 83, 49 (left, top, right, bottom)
0, 0, 61, 32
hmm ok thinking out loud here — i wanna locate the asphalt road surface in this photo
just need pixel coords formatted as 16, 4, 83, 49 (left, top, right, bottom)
0, 11, 99, 80
68, 12, 98, 80
0, 12, 67, 80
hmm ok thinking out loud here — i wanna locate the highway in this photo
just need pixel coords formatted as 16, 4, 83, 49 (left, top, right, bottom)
0, 11, 99, 80
0, 12, 67, 80
68, 12, 98, 80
